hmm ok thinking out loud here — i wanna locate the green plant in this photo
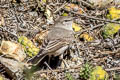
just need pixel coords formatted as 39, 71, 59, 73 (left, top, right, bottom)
18, 36, 39, 57
102, 23, 120, 38
66, 72, 74, 80
113, 73, 120, 80
79, 63, 93, 80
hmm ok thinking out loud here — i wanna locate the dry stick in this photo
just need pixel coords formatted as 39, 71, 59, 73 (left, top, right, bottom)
77, 0, 94, 8
75, 18, 120, 35
54, 2, 68, 14
54, 0, 93, 14
64, 10, 120, 35
0, 26, 18, 38
71, 11, 120, 24
74, 23, 105, 35
34, 66, 81, 73
62, 59, 70, 68
105, 67, 120, 71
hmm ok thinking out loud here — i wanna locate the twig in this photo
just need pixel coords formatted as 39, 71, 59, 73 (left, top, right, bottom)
74, 23, 104, 35
34, 65, 81, 74
62, 59, 70, 68
77, 0, 94, 8
54, 2, 68, 14
69, 11, 120, 35
65, 10, 120, 24
0, 26, 18, 38
105, 67, 120, 71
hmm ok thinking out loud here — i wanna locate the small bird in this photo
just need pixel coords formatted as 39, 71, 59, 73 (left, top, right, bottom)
28, 16, 76, 66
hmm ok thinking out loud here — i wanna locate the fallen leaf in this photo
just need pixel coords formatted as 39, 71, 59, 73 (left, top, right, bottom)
62, 12, 68, 16
45, 6, 54, 24
65, 3, 83, 14
72, 22, 82, 32
0, 41, 26, 61
0, 75, 3, 80
80, 33, 94, 42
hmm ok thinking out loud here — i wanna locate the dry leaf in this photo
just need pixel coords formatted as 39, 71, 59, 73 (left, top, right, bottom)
65, 3, 83, 14
0, 41, 26, 61
80, 33, 94, 42
0, 14, 5, 26
45, 6, 54, 24
0, 75, 3, 80
72, 22, 82, 32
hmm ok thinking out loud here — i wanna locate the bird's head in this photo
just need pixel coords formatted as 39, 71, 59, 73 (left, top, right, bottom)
55, 16, 75, 31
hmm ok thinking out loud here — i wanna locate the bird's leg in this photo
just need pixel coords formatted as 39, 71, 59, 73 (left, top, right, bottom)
44, 62, 52, 70
59, 54, 70, 68
48, 55, 51, 66
62, 59, 69, 68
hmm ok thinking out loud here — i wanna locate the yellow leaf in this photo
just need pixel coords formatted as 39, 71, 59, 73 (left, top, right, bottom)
80, 33, 94, 42
72, 22, 82, 32
65, 6, 71, 11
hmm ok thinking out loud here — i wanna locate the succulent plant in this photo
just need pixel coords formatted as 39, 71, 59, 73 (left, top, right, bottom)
18, 36, 39, 57
66, 73, 74, 80
79, 63, 93, 80
107, 6, 120, 20
90, 66, 108, 80
102, 23, 120, 38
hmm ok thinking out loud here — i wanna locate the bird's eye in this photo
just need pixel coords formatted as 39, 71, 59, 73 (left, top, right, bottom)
63, 21, 69, 24
64, 20, 71, 22
64, 20, 68, 22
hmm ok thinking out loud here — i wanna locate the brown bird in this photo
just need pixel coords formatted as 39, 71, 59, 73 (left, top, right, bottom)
28, 16, 76, 66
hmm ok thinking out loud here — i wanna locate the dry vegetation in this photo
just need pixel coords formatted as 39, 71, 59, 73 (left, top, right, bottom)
0, 0, 120, 80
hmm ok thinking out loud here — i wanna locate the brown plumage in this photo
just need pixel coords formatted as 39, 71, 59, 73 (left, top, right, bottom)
28, 17, 75, 66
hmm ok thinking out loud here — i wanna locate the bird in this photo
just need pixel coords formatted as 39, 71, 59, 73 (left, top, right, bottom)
27, 16, 76, 66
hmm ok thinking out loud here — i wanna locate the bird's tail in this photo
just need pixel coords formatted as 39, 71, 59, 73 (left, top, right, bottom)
27, 50, 47, 66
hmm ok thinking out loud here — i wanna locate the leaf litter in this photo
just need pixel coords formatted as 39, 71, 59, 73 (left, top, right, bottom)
0, 0, 120, 80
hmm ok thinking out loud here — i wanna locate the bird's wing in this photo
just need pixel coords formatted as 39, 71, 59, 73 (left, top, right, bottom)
44, 39, 67, 53
27, 38, 67, 66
